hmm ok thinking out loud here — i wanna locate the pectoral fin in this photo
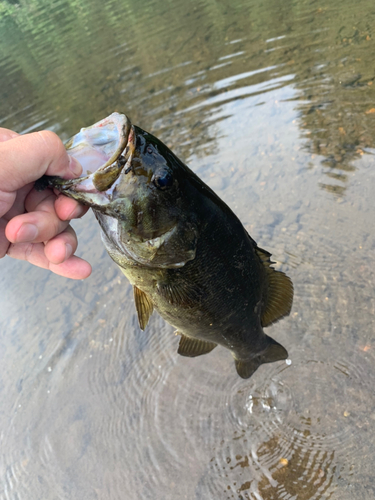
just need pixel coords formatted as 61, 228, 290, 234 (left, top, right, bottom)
157, 281, 202, 307
177, 333, 217, 357
134, 286, 153, 330
234, 335, 288, 379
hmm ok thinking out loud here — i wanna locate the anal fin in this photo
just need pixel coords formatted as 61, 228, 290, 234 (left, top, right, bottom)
177, 333, 217, 358
134, 286, 153, 330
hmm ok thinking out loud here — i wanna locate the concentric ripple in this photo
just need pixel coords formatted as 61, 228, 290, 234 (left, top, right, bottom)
195, 349, 375, 499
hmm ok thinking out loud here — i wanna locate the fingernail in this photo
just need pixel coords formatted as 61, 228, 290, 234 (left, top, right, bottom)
68, 156, 83, 178
16, 223, 38, 242
65, 243, 73, 260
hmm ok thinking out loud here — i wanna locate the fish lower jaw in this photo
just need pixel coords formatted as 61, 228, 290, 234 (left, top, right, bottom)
59, 180, 114, 208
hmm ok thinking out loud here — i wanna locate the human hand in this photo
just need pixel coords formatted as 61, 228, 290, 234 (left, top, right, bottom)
0, 127, 92, 279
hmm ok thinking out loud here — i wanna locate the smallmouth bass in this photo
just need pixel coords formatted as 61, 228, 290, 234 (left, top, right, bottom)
37, 113, 293, 379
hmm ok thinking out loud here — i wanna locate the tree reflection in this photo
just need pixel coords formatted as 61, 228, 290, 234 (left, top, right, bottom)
1, 0, 374, 195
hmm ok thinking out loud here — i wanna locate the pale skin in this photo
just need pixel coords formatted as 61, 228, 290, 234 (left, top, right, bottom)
0, 127, 92, 279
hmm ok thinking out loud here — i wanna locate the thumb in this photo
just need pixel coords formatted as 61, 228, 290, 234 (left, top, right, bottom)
0, 130, 82, 193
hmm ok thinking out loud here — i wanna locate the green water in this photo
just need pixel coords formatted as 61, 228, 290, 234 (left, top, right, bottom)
1, 0, 375, 498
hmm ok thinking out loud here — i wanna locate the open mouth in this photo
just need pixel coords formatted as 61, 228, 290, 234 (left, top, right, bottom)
59, 112, 134, 194
34, 112, 136, 210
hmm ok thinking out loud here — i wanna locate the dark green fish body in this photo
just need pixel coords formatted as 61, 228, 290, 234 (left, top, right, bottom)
40, 113, 293, 379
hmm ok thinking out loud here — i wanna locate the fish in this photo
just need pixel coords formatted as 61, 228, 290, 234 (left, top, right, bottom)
37, 112, 293, 379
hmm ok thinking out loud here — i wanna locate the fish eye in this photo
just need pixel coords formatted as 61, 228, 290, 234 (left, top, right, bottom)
152, 170, 173, 190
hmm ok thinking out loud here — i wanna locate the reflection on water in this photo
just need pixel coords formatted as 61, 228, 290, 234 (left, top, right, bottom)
1, 0, 375, 498
1, 0, 375, 193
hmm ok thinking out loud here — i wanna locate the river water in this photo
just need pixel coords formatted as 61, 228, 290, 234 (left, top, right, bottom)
1, 0, 375, 498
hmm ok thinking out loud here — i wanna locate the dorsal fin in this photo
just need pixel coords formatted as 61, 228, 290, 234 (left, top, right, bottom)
255, 247, 294, 327
177, 333, 217, 357
133, 286, 154, 330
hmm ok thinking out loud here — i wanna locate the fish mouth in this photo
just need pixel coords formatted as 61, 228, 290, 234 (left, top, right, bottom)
38, 112, 135, 206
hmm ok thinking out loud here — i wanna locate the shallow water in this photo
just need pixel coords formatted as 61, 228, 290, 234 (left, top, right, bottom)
1, 0, 375, 498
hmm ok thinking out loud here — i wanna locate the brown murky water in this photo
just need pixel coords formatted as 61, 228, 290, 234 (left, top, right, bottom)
1, 0, 375, 498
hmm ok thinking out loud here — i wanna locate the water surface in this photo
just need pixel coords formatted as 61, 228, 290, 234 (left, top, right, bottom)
1, 0, 375, 498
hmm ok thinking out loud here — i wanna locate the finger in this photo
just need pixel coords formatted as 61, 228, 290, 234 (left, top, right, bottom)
50, 256, 92, 280
1, 183, 34, 220
7, 241, 92, 280
0, 219, 10, 258
26, 188, 89, 220
0, 128, 19, 142
54, 194, 89, 220
44, 225, 78, 265
24, 184, 57, 212
0, 130, 82, 192
5, 192, 70, 243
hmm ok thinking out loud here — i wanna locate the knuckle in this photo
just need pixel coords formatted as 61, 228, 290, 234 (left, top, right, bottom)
37, 130, 60, 148
36, 130, 66, 165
